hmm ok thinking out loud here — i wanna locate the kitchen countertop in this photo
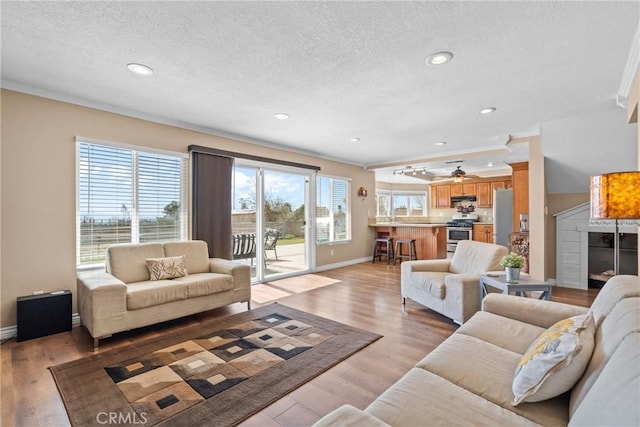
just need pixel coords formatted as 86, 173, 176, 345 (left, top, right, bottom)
370, 223, 447, 228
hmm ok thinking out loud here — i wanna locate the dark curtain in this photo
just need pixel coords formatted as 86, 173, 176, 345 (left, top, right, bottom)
191, 152, 233, 259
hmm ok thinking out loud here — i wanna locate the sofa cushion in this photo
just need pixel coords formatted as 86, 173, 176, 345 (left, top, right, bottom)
126, 280, 188, 310
146, 256, 188, 280
164, 241, 210, 274
457, 311, 546, 354
512, 314, 595, 405
416, 333, 569, 426
449, 240, 507, 274
366, 368, 542, 427
107, 243, 165, 284
172, 273, 234, 298
409, 272, 448, 299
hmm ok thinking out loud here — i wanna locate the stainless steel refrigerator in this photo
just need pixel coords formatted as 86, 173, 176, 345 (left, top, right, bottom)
492, 188, 513, 247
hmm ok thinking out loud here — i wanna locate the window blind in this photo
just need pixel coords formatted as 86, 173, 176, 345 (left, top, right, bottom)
77, 141, 186, 266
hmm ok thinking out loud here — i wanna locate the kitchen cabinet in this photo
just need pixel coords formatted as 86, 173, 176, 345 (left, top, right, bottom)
477, 183, 491, 207
430, 176, 512, 209
511, 162, 529, 233
434, 185, 451, 208
473, 224, 493, 243
477, 181, 513, 208
463, 183, 476, 196
451, 183, 476, 196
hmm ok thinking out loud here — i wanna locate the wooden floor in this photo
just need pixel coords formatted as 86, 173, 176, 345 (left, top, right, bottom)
0, 263, 598, 427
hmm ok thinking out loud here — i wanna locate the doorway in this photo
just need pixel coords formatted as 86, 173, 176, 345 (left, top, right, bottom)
231, 163, 311, 283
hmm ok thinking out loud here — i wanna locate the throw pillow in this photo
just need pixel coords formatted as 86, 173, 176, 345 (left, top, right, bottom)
512, 313, 595, 405
146, 256, 188, 281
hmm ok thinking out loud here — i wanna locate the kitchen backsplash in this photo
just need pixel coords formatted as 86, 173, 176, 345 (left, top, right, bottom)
429, 206, 493, 223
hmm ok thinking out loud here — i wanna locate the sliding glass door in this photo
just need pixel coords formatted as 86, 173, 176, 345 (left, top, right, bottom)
231, 163, 310, 282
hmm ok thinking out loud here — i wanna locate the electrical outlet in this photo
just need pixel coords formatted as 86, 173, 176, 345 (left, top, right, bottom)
330, 249, 334, 256
33, 290, 44, 295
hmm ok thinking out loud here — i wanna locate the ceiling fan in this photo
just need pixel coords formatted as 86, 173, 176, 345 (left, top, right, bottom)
432, 166, 479, 183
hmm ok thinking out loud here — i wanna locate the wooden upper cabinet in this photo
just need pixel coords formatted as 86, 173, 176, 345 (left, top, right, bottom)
476, 182, 492, 207
429, 175, 511, 209
491, 181, 506, 191
462, 183, 476, 196
451, 183, 476, 196
436, 185, 451, 208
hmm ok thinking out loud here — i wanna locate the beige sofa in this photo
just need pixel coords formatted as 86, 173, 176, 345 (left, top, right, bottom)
77, 240, 251, 350
401, 239, 508, 324
315, 274, 639, 426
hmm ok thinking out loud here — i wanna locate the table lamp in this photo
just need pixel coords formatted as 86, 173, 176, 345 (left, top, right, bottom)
590, 171, 640, 275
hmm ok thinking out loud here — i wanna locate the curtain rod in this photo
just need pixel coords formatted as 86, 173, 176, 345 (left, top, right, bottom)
188, 145, 321, 171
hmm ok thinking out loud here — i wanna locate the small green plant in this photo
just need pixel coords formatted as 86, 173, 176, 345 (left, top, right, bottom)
500, 252, 526, 268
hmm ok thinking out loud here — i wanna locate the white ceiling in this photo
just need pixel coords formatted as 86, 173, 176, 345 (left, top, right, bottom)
2, 1, 638, 182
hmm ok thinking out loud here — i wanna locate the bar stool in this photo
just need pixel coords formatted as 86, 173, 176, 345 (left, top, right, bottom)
373, 237, 395, 264
394, 239, 418, 264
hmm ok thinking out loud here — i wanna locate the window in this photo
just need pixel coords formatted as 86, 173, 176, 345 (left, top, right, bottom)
77, 140, 187, 266
376, 190, 427, 218
376, 190, 391, 218
316, 175, 350, 243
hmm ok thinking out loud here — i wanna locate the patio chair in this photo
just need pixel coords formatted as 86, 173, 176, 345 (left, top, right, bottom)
264, 229, 280, 261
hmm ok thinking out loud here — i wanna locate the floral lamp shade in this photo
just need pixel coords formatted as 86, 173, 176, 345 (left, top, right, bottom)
590, 172, 640, 220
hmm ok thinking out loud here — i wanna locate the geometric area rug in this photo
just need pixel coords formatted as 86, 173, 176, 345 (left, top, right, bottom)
49, 303, 382, 426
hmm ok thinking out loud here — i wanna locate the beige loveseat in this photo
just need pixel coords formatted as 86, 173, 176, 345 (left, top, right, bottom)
316, 275, 639, 426
77, 240, 251, 350
401, 239, 508, 324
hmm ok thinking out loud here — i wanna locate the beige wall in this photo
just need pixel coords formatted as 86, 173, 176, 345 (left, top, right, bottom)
630, 70, 640, 269
0, 89, 376, 327
545, 193, 591, 281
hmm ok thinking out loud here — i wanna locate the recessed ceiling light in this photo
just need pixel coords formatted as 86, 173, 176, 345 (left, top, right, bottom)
126, 63, 154, 76
425, 51, 453, 66
480, 107, 497, 114
433, 141, 448, 146
487, 162, 494, 167
350, 137, 360, 143
273, 113, 289, 120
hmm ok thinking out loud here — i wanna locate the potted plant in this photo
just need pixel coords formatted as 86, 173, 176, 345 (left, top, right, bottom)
500, 252, 526, 282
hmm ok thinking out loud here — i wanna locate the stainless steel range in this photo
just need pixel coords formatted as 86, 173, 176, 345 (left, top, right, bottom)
446, 213, 479, 257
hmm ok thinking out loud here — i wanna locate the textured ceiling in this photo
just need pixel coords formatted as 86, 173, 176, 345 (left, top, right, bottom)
2, 1, 638, 179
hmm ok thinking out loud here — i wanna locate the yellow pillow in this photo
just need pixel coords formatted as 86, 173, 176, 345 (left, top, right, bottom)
512, 313, 595, 405
146, 256, 188, 281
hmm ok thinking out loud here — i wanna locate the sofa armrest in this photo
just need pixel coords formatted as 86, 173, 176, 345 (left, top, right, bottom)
77, 271, 127, 338
482, 293, 589, 328
402, 259, 452, 273
312, 405, 390, 427
209, 258, 251, 290
443, 273, 483, 323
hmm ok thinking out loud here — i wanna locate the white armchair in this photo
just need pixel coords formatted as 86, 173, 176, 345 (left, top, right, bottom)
401, 240, 508, 324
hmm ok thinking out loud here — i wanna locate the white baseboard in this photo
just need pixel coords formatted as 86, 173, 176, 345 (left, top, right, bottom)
0, 313, 81, 342
314, 256, 371, 272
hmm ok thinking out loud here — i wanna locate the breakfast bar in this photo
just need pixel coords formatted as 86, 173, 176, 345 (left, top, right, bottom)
371, 223, 447, 260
